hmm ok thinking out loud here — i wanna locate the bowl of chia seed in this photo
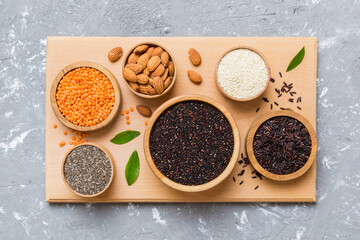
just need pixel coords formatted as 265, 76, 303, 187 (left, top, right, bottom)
246, 110, 317, 181
144, 95, 240, 192
61, 143, 115, 197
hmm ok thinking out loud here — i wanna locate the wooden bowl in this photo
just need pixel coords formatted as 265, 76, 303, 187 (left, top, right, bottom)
122, 42, 176, 99
61, 142, 115, 198
215, 46, 271, 102
144, 95, 240, 192
246, 110, 317, 181
50, 61, 121, 132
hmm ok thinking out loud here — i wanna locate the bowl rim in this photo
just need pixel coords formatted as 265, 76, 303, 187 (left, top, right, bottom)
215, 46, 271, 102
122, 42, 176, 99
246, 110, 317, 181
61, 142, 116, 198
50, 61, 121, 132
143, 95, 240, 192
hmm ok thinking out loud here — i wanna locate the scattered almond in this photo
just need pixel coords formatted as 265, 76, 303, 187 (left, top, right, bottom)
134, 44, 149, 54
151, 47, 164, 57
147, 56, 161, 72
188, 48, 201, 66
137, 74, 149, 85
136, 105, 152, 117
187, 70, 202, 84
160, 51, 169, 66
153, 77, 164, 94
150, 64, 165, 78
128, 53, 140, 64
123, 68, 137, 82
126, 63, 143, 74
108, 47, 123, 62
168, 61, 174, 76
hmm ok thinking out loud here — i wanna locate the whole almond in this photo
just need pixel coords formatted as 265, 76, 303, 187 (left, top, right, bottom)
108, 47, 123, 62
147, 86, 157, 95
168, 61, 174, 76
139, 84, 149, 94
136, 105, 152, 117
128, 82, 139, 92
134, 45, 149, 54
164, 77, 172, 89
137, 74, 149, 85
148, 78, 154, 86
125, 63, 143, 74
143, 68, 150, 76
161, 68, 169, 81
188, 48, 201, 66
128, 53, 140, 64
160, 51, 170, 67
153, 77, 164, 94
147, 56, 161, 72
187, 70, 202, 84
150, 64, 165, 78
137, 53, 150, 70
123, 68, 137, 82
146, 47, 155, 55
151, 47, 163, 57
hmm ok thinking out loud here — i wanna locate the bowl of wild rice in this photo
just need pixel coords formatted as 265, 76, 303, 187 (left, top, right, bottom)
246, 110, 317, 181
61, 143, 115, 197
143, 95, 240, 192
215, 47, 271, 101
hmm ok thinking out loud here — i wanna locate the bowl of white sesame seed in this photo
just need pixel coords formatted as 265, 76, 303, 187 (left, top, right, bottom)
215, 47, 271, 102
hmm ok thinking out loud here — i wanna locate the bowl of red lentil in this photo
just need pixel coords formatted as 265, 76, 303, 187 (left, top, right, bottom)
143, 95, 240, 192
50, 61, 121, 132
122, 42, 176, 99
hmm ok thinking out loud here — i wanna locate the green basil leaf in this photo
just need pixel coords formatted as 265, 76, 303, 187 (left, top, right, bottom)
286, 46, 305, 72
110, 130, 140, 144
125, 150, 140, 186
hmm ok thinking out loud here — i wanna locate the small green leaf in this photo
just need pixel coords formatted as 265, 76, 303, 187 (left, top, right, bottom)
125, 150, 140, 186
286, 46, 305, 72
110, 130, 140, 144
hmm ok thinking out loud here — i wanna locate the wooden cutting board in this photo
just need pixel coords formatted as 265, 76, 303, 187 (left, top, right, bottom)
45, 37, 317, 202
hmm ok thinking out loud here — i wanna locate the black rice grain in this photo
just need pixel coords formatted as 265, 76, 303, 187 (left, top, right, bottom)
150, 101, 234, 186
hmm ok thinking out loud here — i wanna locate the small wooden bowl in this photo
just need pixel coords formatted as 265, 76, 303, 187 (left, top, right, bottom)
215, 46, 271, 102
122, 42, 176, 99
61, 142, 115, 198
144, 95, 240, 192
50, 61, 121, 132
246, 110, 317, 181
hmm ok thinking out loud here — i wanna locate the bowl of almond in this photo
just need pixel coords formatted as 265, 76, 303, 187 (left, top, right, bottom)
122, 42, 176, 98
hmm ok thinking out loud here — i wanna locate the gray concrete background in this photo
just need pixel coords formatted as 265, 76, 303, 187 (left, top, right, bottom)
1, 0, 359, 239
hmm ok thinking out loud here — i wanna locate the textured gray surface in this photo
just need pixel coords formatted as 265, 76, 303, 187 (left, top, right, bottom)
0, 0, 359, 239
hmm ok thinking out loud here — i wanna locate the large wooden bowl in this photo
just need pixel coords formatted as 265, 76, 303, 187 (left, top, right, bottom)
215, 46, 271, 102
122, 42, 176, 99
50, 61, 121, 132
61, 142, 116, 198
246, 110, 317, 181
144, 95, 240, 192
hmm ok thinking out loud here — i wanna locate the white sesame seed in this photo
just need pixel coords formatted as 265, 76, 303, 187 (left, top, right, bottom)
217, 49, 269, 100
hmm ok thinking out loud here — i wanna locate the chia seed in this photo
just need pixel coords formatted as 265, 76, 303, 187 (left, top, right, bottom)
149, 101, 234, 186
64, 145, 112, 195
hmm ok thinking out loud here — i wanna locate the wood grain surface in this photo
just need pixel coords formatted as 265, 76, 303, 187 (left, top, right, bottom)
46, 37, 317, 202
